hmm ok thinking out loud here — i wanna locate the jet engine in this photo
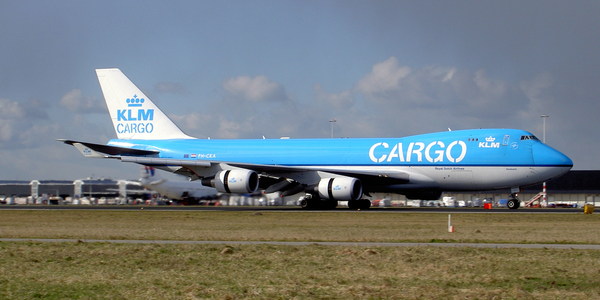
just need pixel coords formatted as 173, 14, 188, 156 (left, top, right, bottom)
317, 177, 363, 201
209, 169, 259, 193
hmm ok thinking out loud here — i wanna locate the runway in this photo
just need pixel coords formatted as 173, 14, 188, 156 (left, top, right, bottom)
0, 204, 584, 213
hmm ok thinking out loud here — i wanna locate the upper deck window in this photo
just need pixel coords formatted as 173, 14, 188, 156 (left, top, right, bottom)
520, 135, 539, 141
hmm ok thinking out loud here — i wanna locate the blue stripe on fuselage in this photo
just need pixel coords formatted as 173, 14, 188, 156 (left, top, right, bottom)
107, 129, 572, 168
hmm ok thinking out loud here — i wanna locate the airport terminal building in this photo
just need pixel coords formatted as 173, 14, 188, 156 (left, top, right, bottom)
0, 179, 147, 204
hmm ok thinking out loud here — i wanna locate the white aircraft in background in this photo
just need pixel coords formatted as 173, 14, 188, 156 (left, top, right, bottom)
140, 167, 218, 204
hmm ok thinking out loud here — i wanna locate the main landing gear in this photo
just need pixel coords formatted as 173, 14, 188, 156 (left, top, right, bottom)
299, 193, 338, 210
299, 193, 371, 210
347, 199, 371, 210
507, 193, 521, 209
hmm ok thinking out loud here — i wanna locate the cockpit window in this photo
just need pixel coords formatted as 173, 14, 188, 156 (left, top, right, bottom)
520, 135, 539, 141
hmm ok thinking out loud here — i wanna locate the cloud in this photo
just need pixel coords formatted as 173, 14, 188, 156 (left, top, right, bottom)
0, 98, 25, 119
170, 57, 542, 139
223, 75, 289, 102
354, 57, 519, 112
0, 98, 54, 145
154, 81, 186, 94
60, 89, 104, 113
520, 73, 553, 112
308, 57, 552, 136
181, 74, 303, 139
314, 83, 355, 110
356, 57, 411, 98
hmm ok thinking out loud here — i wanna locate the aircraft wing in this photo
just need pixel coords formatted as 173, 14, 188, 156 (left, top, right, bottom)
118, 154, 408, 183
61, 140, 412, 182
61, 140, 424, 197
225, 161, 411, 184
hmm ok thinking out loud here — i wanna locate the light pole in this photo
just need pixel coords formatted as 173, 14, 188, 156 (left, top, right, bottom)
541, 114, 549, 207
329, 119, 337, 138
541, 114, 549, 143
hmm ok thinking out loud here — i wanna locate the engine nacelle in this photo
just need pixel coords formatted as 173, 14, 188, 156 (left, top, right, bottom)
318, 177, 363, 201
213, 170, 259, 193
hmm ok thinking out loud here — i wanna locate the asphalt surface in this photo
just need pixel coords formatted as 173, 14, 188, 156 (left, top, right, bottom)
0, 204, 585, 213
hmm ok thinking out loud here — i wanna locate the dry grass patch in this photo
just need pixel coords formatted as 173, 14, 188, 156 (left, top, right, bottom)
0, 242, 599, 299
0, 210, 599, 244
1, 210, 599, 299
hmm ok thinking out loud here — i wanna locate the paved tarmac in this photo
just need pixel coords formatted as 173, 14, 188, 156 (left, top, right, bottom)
0, 205, 584, 213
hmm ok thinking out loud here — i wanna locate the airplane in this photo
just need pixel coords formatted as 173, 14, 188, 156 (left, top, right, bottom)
61, 68, 573, 210
139, 166, 218, 205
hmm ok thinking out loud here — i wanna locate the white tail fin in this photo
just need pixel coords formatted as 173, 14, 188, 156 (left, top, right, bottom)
96, 68, 193, 140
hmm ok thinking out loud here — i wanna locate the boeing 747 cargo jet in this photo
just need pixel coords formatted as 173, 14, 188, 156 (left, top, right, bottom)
61, 68, 573, 209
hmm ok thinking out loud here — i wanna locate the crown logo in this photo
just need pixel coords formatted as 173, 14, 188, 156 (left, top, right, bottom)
485, 136, 496, 142
126, 95, 145, 107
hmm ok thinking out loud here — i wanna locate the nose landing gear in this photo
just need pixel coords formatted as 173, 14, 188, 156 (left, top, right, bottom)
507, 193, 521, 209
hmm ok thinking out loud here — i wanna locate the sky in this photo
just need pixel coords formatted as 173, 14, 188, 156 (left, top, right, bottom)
1, 0, 599, 180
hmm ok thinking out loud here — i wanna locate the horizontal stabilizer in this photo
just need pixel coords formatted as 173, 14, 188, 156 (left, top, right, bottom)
120, 156, 211, 167
59, 140, 159, 157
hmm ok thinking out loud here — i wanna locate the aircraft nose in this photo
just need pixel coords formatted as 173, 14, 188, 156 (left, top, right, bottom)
533, 143, 573, 168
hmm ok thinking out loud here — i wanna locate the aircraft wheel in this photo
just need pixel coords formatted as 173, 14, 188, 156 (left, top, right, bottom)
360, 199, 371, 210
347, 200, 357, 210
348, 199, 371, 210
300, 193, 323, 210
300, 199, 308, 209
321, 200, 338, 210
507, 199, 520, 209
300, 198, 315, 209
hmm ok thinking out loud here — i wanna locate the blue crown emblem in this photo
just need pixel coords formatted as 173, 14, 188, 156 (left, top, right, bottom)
126, 95, 145, 107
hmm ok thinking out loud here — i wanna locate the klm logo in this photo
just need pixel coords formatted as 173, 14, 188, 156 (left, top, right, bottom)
117, 109, 154, 121
116, 95, 155, 134
479, 136, 500, 149
126, 95, 144, 107
117, 95, 154, 121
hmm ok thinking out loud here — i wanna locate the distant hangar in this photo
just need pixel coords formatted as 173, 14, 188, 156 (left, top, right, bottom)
0, 178, 145, 200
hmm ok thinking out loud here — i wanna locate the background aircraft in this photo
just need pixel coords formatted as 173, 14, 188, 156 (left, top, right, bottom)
139, 167, 218, 205
62, 68, 573, 209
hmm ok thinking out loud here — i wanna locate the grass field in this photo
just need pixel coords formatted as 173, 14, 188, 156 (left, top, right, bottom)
1, 209, 599, 299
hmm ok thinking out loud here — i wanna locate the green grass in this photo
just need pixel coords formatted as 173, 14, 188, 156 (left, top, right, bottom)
0, 210, 599, 244
1, 210, 599, 299
1, 242, 599, 299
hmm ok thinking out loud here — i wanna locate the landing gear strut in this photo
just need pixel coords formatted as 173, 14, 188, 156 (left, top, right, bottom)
507, 193, 521, 209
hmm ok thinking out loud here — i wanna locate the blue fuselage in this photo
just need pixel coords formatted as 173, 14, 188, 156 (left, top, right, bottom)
108, 128, 572, 192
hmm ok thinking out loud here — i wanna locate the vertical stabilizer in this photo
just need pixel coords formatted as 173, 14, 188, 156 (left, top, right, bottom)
96, 68, 193, 140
